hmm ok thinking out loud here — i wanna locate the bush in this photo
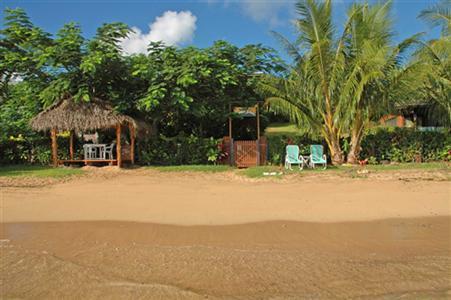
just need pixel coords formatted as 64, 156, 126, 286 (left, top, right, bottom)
265, 128, 450, 165
0, 134, 71, 165
137, 134, 221, 165
360, 127, 450, 163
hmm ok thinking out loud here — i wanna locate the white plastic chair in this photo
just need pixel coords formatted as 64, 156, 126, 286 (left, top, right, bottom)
103, 143, 115, 159
83, 144, 97, 160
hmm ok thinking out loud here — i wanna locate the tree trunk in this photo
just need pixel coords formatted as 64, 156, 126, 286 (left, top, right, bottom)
327, 137, 344, 165
322, 115, 344, 165
347, 113, 365, 164
347, 134, 362, 164
323, 128, 344, 165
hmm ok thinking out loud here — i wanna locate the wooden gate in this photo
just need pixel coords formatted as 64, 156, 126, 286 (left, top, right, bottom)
221, 137, 267, 168
234, 140, 257, 168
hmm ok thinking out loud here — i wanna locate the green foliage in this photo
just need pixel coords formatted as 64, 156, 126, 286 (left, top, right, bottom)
0, 8, 283, 166
130, 41, 282, 138
138, 135, 222, 165
265, 123, 304, 136
0, 8, 52, 98
266, 128, 450, 165
0, 82, 50, 164
418, 0, 450, 36
360, 128, 451, 163
260, 0, 424, 164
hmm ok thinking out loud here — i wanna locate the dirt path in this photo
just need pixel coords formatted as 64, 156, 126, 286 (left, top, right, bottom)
1, 171, 450, 224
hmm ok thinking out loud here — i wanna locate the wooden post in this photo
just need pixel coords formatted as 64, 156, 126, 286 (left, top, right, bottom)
51, 128, 58, 167
256, 104, 261, 166
228, 104, 233, 166
228, 103, 232, 139
256, 103, 260, 140
129, 123, 135, 164
116, 124, 122, 167
69, 131, 74, 160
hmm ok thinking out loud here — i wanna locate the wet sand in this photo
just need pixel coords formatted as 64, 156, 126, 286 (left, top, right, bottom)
1, 218, 451, 299
1, 171, 450, 298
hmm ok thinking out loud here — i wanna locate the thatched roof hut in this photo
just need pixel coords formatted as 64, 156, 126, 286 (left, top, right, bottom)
31, 97, 136, 133
30, 97, 136, 167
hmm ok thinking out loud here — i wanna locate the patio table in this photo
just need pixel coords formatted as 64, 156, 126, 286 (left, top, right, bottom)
83, 144, 107, 160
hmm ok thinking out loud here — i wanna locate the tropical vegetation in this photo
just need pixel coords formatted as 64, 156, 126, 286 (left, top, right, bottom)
260, 0, 450, 165
0, 0, 449, 167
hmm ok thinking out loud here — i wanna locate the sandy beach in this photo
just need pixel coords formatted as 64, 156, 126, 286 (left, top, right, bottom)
1, 170, 450, 299
1, 170, 450, 224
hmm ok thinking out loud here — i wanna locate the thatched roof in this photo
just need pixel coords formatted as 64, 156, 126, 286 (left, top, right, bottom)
30, 97, 136, 132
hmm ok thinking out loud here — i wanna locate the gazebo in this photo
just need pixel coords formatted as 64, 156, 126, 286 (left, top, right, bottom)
30, 97, 137, 168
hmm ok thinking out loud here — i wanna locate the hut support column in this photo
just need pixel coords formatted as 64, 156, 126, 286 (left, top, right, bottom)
51, 128, 58, 167
228, 103, 233, 166
116, 124, 122, 168
256, 104, 260, 140
69, 131, 74, 160
228, 103, 232, 139
129, 123, 135, 164
256, 104, 261, 166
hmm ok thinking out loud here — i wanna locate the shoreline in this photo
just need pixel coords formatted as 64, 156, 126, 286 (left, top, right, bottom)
2, 216, 450, 299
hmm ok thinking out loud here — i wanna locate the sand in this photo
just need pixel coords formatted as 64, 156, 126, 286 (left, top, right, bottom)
1, 170, 451, 299
1, 171, 450, 224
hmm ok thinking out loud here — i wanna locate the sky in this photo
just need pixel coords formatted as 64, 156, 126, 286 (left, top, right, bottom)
0, 0, 442, 58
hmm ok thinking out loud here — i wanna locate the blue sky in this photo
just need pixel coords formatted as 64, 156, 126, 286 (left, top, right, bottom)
1, 0, 441, 57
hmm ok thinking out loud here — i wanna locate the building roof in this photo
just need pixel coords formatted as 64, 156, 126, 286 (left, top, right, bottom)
30, 97, 136, 132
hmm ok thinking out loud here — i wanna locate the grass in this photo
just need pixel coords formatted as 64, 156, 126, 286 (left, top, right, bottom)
150, 164, 233, 173
265, 123, 303, 136
239, 162, 449, 178
240, 166, 285, 178
0, 165, 84, 178
1, 162, 447, 179
363, 162, 449, 171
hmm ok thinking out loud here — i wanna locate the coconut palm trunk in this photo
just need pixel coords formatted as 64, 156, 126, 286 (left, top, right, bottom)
347, 112, 364, 164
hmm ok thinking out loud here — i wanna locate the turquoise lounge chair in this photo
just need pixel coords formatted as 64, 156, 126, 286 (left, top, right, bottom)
309, 145, 327, 169
285, 145, 305, 170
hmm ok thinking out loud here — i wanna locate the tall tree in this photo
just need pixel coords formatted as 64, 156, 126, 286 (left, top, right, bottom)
0, 8, 52, 99
344, 2, 419, 163
260, 0, 418, 164
411, 0, 451, 126
130, 40, 282, 138
261, 0, 348, 164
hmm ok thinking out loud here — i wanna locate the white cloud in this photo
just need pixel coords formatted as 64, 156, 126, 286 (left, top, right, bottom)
120, 11, 197, 55
207, 0, 293, 27
241, 0, 291, 26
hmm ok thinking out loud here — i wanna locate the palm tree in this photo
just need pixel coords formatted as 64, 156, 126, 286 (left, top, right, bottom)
260, 0, 349, 164
418, 0, 450, 36
343, 2, 421, 163
412, 0, 451, 126
260, 0, 419, 164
